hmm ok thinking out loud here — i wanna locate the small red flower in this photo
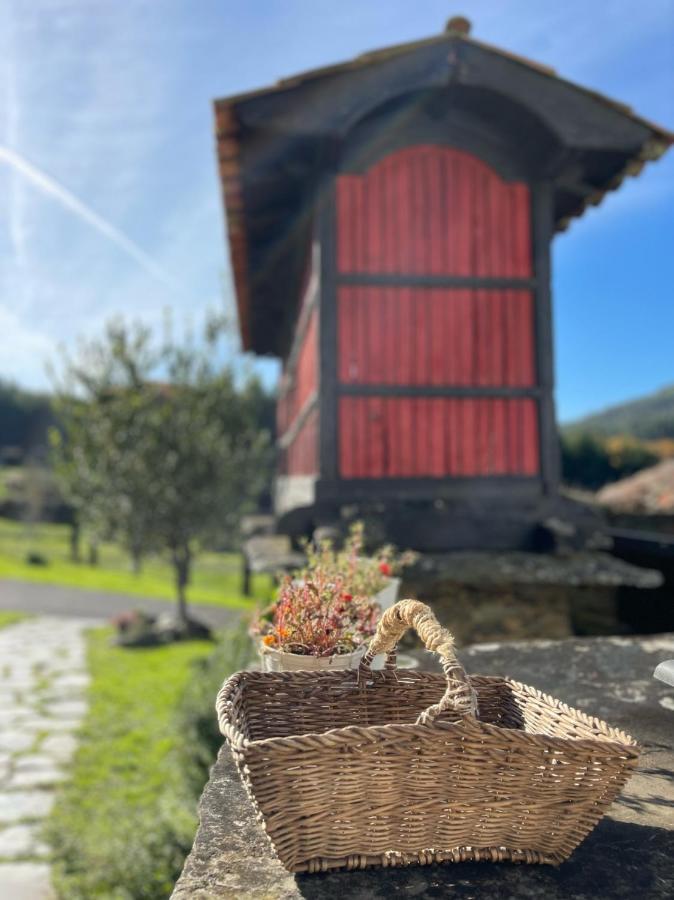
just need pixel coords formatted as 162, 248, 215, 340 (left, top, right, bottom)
378, 562, 391, 577
342, 593, 353, 602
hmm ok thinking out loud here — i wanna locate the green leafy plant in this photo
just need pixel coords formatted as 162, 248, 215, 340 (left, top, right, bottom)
300, 520, 416, 597
176, 621, 253, 794
253, 570, 379, 657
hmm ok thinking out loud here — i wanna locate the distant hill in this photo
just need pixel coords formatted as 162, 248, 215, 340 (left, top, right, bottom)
564, 385, 674, 440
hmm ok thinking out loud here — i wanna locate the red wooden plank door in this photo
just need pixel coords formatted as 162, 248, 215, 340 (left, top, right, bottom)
335, 145, 539, 479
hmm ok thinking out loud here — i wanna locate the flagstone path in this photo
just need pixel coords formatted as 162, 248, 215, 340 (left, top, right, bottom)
0, 616, 97, 900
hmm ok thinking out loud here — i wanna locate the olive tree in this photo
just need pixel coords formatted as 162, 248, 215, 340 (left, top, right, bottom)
52, 316, 271, 625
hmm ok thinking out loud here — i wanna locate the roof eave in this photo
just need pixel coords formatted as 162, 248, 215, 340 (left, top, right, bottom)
214, 101, 253, 352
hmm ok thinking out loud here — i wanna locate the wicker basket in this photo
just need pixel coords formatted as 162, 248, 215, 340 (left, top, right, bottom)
217, 600, 639, 874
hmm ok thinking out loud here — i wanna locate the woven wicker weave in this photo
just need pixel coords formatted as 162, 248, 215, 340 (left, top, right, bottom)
217, 600, 638, 874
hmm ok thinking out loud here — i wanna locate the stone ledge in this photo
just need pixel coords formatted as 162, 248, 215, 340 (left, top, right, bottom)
172, 633, 674, 899
410, 551, 663, 588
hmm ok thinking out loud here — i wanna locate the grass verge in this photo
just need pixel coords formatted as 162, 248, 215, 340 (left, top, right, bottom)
47, 625, 251, 900
0, 611, 26, 629
0, 518, 272, 608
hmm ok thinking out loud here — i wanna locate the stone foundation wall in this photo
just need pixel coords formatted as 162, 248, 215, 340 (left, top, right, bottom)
172, 632, 674, 900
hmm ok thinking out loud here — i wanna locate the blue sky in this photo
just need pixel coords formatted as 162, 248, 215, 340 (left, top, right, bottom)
0, 0, 672, 422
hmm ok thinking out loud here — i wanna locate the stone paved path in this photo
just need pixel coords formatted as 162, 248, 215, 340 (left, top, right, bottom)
0, 616, 97, 900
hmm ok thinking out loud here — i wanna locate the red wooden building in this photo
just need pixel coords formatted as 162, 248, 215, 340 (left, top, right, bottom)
214, 16, 672, 550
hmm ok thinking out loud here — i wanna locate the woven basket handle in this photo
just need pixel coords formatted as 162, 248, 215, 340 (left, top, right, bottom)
359, 599, 478, 723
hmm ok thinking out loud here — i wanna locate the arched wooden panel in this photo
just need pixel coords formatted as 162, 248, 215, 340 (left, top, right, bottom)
336, 145, 532, 277
335, 144, 539, 480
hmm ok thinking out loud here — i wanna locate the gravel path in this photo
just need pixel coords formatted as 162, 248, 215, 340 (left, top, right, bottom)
0, 616, 98, 900
0, 579, 237, 629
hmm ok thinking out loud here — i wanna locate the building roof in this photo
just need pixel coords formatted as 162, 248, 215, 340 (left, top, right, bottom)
214, 16, 673, 355
597, 459, 674, 516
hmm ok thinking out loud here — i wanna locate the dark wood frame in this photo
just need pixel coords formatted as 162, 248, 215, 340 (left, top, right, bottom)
312, 168, 559, 507
337, 274, 537, 289
338, 88, 560, 183
339, 385, 542, 398
318, 178, 339, 484
531, 181, 561, 495
315, 476, 541, 503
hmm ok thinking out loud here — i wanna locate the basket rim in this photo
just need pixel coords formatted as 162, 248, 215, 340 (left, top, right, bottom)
216, 669, 639, 756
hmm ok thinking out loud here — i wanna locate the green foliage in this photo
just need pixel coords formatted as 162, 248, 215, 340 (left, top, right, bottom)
0, 611, 27, 629
0, 518, 272, 607
47, 627, 248, 900
301, 520, 417, 596
561, 432, 658, 490
51, 314, 273, 616
176, 621, 253, 796
0, 378, 55, 457
565, 383, 674, 440
0, 463, 65, 520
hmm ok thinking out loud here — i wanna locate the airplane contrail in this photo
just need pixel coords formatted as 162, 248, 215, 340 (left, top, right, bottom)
0, 144, 178, 291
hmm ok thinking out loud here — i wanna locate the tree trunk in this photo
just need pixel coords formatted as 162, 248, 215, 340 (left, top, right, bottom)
131, 544, 143, 575
88, 542, 99, 566
172, 543, 191, 624
69, 519, 81, 563
130, 523, 143, 574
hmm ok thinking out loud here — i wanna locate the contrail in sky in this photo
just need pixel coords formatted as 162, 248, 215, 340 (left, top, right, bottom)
0, 144, 178, 291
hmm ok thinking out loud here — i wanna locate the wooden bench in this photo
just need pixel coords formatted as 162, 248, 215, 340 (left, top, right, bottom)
240, 525, 304, 596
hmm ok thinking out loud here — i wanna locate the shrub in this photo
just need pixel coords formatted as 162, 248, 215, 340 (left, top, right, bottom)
560, 432, 658, 490
301, 520, 416, 596
253, 575, 379, 658
176, 621, 253, 796
25, 551, 48, 566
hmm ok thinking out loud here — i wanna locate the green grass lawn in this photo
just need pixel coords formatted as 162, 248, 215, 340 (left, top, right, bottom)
0, 518, 272, 609
47, 628, 239, 900
0, 468, 9, 501
0, 611, 26, 629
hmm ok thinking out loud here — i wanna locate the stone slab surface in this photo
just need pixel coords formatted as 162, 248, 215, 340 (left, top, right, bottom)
0, 863, 55, 899
0, 824, 49, 858
0, 792, 54, 825
172, 633, 674, 899
411, 551, 662, 588
0, 616, 94, 897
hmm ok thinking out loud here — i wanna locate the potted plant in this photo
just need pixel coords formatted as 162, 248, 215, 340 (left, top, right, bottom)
301, 521, 416, 611
253, 570, 379, 672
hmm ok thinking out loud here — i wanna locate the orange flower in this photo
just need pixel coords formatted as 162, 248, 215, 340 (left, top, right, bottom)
262, 634, 276, 646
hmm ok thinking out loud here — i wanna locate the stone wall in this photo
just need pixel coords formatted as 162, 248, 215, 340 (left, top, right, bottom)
172, 631, 674, 900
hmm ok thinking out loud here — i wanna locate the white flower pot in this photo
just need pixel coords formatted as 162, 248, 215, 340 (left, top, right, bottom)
259, 642, 367, 672
371, 577, 401, 611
